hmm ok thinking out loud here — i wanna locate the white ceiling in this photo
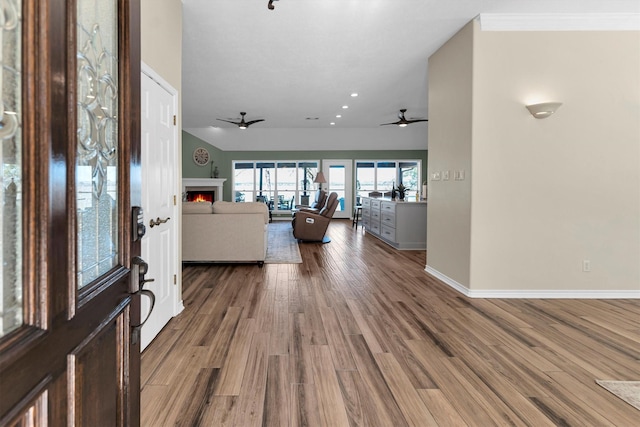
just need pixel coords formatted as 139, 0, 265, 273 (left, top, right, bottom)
181, 0, 639, 149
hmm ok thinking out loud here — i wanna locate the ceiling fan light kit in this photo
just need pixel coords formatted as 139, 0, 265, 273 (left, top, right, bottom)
380, 109, 428, 127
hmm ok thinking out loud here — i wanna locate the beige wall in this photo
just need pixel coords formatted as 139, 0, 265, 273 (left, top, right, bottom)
471, 25, 640, 292
141, 0, 182, 90
426, 22, 474, 287
141, 0, 182, 141
428, 20, 640, 294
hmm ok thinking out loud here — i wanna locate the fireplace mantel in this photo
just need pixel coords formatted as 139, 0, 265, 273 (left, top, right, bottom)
183, 178, 227, 202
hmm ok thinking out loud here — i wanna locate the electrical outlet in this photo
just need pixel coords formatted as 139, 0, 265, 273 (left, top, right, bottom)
582, 260, 591, 272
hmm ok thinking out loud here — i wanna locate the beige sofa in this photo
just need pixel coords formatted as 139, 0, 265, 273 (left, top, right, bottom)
182, 201, 269, 266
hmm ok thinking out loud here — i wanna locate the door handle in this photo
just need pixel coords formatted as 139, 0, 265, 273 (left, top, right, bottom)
130, 256, 155, 294
130, 256, 156, 345
131, 289, 155, 345
149, 216, 171, 228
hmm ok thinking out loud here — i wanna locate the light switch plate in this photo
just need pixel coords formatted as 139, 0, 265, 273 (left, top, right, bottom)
432, 172, 441, 181
454, 170, 465, 180
443, 170, 450, 181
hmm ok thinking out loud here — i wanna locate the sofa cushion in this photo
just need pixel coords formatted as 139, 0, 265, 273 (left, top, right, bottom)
182, 201, 213, 214
212, 201, 269, 224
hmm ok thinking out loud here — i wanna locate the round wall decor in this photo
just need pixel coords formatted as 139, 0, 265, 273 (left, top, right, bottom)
193, 147, 210, 166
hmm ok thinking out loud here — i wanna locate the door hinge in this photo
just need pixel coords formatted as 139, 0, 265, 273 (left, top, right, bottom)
173, 274, 177, 285
173, 195, 177, 205
173, 115, 176, 126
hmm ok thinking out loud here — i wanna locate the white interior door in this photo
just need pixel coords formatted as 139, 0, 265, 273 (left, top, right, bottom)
140, 65, 182, 351
323, 160, 352, 219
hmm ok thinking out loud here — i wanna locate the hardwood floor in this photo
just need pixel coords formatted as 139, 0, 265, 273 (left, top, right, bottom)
141, 220, 640, 426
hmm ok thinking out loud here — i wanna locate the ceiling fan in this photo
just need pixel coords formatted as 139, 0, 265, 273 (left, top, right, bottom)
380, 109, 428, 127
267, 0, 279, 10
217, 112, 265, 129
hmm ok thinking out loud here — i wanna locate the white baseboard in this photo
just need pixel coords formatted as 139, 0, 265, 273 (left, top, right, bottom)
424, 266, 640, 299
424, 266, 471, 296
174, 301, 185, 316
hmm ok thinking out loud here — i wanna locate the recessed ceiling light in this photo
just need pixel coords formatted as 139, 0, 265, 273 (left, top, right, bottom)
336, 114, 341, 118
350, 93, 358, 97
330, 122, 335, 125
305, 117, 319, 120
342, 105, 349, 109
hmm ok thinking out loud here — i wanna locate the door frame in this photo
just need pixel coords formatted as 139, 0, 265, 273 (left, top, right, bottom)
322, 159, 352, 219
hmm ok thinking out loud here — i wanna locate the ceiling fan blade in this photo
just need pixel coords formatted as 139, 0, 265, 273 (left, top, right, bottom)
217, 118, 240, 125
405, 119, 428, 123
245, 119, 265, 126
380, 121, 400, 126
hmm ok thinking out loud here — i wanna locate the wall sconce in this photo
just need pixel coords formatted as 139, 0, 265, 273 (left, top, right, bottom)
526, 102, 562, 119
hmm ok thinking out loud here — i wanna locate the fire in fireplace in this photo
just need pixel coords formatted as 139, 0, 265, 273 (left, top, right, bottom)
186, 191, 215, 203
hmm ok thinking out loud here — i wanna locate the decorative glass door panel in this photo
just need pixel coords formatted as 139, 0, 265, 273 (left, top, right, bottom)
76, 0, 119, 288
0, 0, 22, 336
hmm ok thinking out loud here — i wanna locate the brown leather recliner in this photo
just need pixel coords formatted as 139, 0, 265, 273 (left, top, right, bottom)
292, 192, 339, 242
296, 189, 327, 213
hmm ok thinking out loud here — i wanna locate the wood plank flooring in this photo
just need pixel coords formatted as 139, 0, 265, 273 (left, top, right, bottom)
141, 220, 640, 426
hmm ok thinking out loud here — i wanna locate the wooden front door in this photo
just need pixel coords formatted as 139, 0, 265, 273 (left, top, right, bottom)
0, 1, 142, 425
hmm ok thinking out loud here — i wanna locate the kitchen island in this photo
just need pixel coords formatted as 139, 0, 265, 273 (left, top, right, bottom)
361, 197, 427, 250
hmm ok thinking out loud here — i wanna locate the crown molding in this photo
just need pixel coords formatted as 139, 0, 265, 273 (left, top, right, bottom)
478, 13, 640, 32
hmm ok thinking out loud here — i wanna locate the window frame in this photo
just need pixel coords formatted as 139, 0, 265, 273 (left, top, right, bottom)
355, 159, 422, 201
232, 160, 320, 212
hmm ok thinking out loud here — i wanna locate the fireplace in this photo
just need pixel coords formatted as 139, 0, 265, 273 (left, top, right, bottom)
182, 178, 227, 202
186, 190, 215, 203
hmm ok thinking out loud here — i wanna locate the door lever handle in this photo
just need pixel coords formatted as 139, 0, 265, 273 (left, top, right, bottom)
149, 216, 171, 228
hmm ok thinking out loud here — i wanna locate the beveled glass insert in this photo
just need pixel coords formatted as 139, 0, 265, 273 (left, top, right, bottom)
0, 0, 22, 337
76, 0, 119, 287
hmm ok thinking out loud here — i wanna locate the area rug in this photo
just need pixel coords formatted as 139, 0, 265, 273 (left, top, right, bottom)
265, 221, 302, 264
595, 380, 640, 410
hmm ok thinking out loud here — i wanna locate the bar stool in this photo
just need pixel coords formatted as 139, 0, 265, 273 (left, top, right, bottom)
352, 205, 362, 228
